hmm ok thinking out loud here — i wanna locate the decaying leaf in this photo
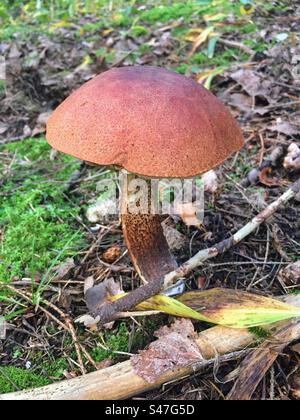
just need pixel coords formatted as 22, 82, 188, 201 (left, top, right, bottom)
227, 316, 300, 400
185, 26, 215, 57
131, 318, 203, 383
258, 167, 282, 187
109, 288, 300, 329
195, 66, 226, 89
231, 69, 261, 97
278, 261, 300, 286
177, 288, 300, 328
162, 222, 187, 251
269, 119, 298, 136
52, 257, 75, 279
283, 143, 300, 170
175, 202, 203, 228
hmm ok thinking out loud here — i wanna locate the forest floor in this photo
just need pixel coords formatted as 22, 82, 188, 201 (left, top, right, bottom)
0, 1, 299, 399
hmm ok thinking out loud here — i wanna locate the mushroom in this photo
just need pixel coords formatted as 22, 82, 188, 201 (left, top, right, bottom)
46, 66, 243, 323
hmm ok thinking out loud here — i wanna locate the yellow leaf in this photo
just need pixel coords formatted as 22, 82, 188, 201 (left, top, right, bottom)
203, 12, 226, 22
49, 20, 70, 31
188, 26, 215, 57
108, 288, 300, 329
178, 289, 300, 328
195, 66, 226, 89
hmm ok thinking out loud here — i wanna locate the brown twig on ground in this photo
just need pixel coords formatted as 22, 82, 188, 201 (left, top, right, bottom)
2, 284, 98, 374
218, 37, 256, 56
1, 294, 299, 400
227, 316, 300, 400
92, 179, 300, 326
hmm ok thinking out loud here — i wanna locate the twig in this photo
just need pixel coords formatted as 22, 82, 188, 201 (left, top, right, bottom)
163, 179, 300, 287
2, 294, 299, 400
2, 284, 95, 374
93, 179, 300, 325
227, 316, 300, 400
218, 37, 255, 56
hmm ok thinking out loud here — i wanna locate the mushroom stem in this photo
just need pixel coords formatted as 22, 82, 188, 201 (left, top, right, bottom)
121, 173, 177, 283
90, 174, 177, 323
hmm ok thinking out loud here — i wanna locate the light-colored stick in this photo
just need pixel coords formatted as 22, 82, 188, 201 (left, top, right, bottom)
164, 179, 300, 287
1, 294, 299, 401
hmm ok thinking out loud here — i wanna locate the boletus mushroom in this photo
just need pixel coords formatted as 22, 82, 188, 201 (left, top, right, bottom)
46, 66, 243, 324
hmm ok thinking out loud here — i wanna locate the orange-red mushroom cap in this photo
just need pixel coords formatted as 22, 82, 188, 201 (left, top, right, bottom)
46, 66, 243, 178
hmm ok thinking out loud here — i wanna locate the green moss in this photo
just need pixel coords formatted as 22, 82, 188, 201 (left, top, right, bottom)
190, 48, 249, 67
130, 25, 149, 37
91, 322, 130, 362
0, 137, 84, 285
248, 326, 270, 341
140, 3, 196, 23
0, 366, 51, 394
174, 63, 189, 74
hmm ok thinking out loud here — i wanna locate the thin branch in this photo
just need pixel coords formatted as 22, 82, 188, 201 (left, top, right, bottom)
93, 179, 300, 325
2, 285, 97, 374
163, 178, 300, 287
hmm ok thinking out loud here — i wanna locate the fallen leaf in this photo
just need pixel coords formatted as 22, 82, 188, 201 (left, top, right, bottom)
131, 318, 203, 383
196, 66, 226, 89
278, 261, 300, 286
175, 202, 203, 228
258, 167, 282, 187
231, 69, 261, 97
269, 119, 298, 136
177, 288, 300, 328
188, 26, 215, 57
162, 222, 187, 251
228, 316, 300, 400
52, 257, 75, 279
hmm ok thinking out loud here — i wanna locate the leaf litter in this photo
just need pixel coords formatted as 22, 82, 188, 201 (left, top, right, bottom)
1, 2, 300, 400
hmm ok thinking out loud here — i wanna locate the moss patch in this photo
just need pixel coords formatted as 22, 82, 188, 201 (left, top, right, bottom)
0, 137, 85, 285
0, 366, 51, 394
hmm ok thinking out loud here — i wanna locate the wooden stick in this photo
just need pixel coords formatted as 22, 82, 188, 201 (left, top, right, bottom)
1, 294, 299, 400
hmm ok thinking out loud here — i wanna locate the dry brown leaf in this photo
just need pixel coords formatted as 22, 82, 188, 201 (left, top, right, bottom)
162, 222, 187, 251
227, 317, 300, 400
278, 261, 300, 286
258, 167, 282, 187
52, 257, 75, 279
175, 202, 203, 227
131, 318, 202, 383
